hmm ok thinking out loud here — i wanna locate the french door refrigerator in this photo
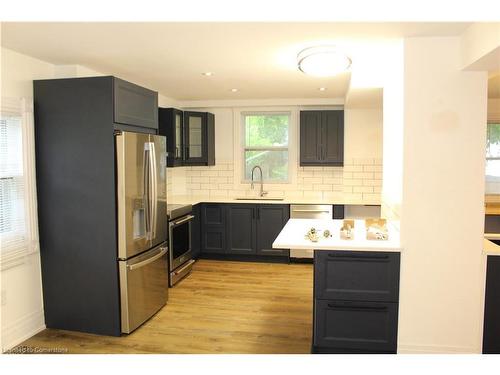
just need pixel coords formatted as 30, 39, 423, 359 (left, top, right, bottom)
115, 131, 169, 333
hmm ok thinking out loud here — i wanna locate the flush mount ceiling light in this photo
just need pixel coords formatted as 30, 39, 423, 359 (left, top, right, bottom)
318, 87, 327, 91
202, 72, 213, 76
230, 88, 239, 92
297, 46, 351, 77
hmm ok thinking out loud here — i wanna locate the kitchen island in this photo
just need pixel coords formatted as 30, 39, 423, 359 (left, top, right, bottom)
273, 218, 402, 354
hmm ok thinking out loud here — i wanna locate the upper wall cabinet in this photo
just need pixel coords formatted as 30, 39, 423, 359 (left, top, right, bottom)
300, 110, 344, 166
114, 78, 158, 130
158, 108, 215, 167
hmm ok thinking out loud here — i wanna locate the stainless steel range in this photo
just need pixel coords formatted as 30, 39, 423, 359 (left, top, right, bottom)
167, 204, 195, 286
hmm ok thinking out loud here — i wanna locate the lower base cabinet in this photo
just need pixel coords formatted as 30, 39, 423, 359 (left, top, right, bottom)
483, 255, 500, 354
200, 203, 290, 260
312, 250, 400, 354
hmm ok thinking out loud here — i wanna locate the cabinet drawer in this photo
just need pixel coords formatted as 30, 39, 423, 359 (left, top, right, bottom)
313, 300, 398, 353
314, 250, 400, 302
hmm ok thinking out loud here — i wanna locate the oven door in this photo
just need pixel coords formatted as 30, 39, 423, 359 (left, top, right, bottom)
169, 214, 194, 271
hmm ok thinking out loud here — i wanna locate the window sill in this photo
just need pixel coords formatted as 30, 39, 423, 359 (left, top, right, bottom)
0, 244, 39, 271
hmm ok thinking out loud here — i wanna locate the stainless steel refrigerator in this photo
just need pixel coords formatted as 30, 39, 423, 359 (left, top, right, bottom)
115, 131, 169, 334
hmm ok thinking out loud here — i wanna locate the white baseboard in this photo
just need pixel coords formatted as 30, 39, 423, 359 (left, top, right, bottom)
1, 309, 45, 352
398, 343, 480, 354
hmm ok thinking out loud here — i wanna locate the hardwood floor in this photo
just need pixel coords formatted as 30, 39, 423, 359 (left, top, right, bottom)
14, 260, 313, 354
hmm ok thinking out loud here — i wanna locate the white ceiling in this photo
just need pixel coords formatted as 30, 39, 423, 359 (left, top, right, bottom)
1, 22, 472, 100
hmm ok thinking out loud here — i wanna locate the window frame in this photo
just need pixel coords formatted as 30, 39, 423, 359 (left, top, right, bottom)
486, 122, 500, 182
240, 111, 291, 184
0, 98, 39, 270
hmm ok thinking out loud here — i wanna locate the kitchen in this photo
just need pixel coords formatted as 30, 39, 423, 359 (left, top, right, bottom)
1, 10, 500, 369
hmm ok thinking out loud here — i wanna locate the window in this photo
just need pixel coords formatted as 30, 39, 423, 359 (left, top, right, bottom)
242, 113, 290, 182
486, 123, 500, 186
0, 99, 38, 266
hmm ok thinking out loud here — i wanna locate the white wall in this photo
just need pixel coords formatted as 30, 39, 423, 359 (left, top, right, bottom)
398, 37, 488, 353
344, 108, 383, 160
1, 47, 54, 351
381, 41, 405, 225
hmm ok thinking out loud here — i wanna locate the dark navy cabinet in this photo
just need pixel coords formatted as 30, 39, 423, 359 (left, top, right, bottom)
227, 204, 257, 254
300, 110, 344, 166
256, 205, 290, 257
114, 77, 158, 130
158, 108, 184, 166
314, 251, 400, 302
314, 300, 399, 352
158, 108, 215, 166
200, 203, 289, 260
312, 250, 400, 353
200, 204, 226, 254
33, 76, 159, 336
483, 255, 500, 354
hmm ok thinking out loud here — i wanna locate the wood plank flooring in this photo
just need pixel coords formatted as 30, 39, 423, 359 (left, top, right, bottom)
14, 259, 313, 354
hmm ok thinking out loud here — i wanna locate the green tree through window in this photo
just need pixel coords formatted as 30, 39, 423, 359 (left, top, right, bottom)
243, 113, 289, 182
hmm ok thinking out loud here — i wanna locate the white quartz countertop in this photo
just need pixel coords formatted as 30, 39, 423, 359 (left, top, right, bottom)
273, 218, 402, 252
168, 194, 381, 206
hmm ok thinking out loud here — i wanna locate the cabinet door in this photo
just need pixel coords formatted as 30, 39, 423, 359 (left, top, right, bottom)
114, 78, 158, 129
314, 251, 400, 302
300, 111, 322, 165
483, 256, 500, 353
256, 204, 290, 257
201, 204, 226, 254
321, 111, 344, 166
226, 205, 256, 254
184, 111, 207, 165
158, 108, 184, 167
314, 300, 398, 353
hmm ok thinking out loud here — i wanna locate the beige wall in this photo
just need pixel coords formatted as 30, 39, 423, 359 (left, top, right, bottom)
1, 47, 53, 351
398, 37, 488, 353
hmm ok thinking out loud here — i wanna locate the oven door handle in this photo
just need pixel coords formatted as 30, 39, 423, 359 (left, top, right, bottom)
171, 214, 195, 226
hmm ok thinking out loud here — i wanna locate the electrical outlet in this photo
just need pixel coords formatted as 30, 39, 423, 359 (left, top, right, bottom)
1, 290, 6, 306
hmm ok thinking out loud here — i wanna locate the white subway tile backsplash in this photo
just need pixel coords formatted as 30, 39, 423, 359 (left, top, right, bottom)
167, 159, 383, 204
363, 165, 383, 172
353, 186, 373, 193
353, 172, 374, 179
343, 165, 363, 172
303, 177, 322, 184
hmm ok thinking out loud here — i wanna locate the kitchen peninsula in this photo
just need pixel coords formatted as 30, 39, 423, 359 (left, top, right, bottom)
273, 219, 402, 353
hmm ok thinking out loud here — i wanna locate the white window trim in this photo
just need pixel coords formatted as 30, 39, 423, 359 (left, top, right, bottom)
0, 98, 40, 271
233, 107, 298, 188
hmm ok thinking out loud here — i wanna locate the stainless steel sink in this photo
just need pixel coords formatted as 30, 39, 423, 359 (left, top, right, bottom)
234, 197, 284, 201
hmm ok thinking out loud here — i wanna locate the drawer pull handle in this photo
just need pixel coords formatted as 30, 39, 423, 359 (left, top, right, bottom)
327, 253, 389, 260
327, 303, 388, 311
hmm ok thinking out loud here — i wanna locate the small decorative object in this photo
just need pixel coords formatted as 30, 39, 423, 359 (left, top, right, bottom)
340, 219, 355, 240
323, 229, 331, 238
365, 218, 389, 240
305, 227, 319, 242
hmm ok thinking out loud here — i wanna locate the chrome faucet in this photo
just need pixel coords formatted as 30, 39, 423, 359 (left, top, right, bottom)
251, 165, 268, 197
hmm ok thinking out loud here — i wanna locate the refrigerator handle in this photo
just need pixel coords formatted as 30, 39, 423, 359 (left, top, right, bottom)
127, 247, 167, 271
143, 146, 151, 238
149, 141, 158, 240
